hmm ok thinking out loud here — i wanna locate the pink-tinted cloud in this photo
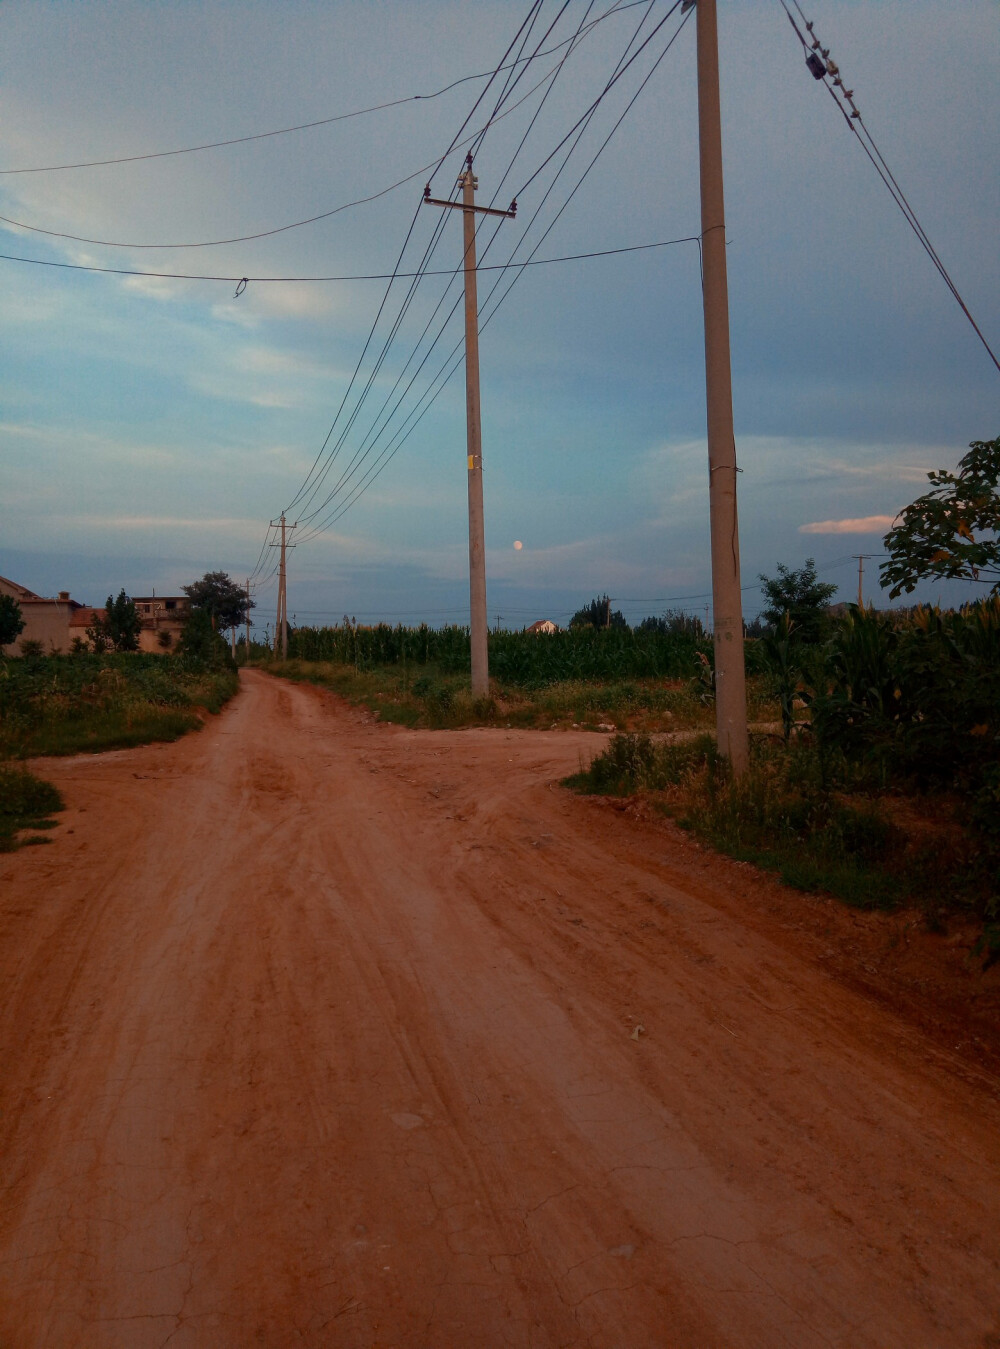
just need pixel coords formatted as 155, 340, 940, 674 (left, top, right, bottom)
799, 515, 897, 535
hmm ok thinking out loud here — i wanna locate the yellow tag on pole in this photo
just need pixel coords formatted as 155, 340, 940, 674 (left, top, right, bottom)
468, 455, 475, 471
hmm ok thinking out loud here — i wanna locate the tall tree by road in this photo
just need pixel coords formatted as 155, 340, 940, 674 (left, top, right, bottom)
758, 559, 837, 645
182, 572, 253, 635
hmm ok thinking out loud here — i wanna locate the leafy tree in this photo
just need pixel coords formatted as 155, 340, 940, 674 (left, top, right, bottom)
88, 590, 142, 652
0, 594, 25, 649
175, 606, 236, 670
182, 571, 253, 633
881, 436, 1000, 598
570, 594, 628, 630
637, 609, 705, 638
758, 558, 837, 645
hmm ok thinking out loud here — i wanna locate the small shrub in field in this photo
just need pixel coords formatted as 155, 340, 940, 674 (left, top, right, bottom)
570, 734, 915, 911
472, 695, 497, 722
0, 765, 64, 850
574, 732, 721, 795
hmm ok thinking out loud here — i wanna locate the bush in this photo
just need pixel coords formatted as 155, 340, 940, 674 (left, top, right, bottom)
175, 608, 236, 671
573, 734, 911, 910
0, 764, 64, 850
574, 731, 720, 795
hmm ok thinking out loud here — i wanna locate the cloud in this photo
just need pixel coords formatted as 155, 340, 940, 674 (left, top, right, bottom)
799, 515, 897, 535
188, 340, 345, 406
53, 513, 263, 533
0, 420, 179, 467
210, 285, 343, 326
121, 272, 195, 302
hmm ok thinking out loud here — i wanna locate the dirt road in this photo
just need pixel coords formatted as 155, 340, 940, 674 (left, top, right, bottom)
1, 670, 997, 1347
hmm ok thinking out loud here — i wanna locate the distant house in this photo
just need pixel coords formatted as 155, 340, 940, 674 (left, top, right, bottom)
0, 576, 192, 654
130, 595, 192, 652
0, 575, 84, 655
525, 619, 559, 634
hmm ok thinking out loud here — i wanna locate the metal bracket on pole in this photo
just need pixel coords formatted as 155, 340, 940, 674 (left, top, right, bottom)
423, 183, 517, 219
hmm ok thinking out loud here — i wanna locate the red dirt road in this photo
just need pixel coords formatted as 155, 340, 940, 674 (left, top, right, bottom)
1, 670, 998, 1348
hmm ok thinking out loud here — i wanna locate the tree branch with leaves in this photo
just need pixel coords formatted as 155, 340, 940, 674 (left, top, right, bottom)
881, 437, 1000, 598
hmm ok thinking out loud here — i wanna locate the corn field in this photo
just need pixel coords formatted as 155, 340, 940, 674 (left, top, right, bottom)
288, 623, 709, 688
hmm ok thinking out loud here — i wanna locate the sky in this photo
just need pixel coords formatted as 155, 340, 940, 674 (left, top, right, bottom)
1, 0, 997, 634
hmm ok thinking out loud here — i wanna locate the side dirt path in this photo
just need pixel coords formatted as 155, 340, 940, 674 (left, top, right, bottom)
0, 669, 997, 1348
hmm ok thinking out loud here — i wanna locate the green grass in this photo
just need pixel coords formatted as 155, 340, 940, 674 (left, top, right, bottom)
0, 765, 64, 852
0, 653, 238, 757
567, 732, 981, 915
270, 658, 761, 732
23, 708, 204, 756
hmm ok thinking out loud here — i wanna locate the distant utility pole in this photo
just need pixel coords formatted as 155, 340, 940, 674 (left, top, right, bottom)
424, 157, 516, 699
245, 578, 252, 662
269, 513, 297, 660
853, 554, 874, 608
695, 0, 749, 776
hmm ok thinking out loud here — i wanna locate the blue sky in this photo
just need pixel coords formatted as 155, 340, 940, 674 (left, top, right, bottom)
1, 0, 997, 634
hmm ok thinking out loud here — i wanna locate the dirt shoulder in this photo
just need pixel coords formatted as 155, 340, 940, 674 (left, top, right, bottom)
0, 669, 997, 1347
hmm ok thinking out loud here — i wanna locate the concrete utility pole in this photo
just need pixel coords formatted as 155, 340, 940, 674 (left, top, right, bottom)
245, 578, 252, 662
853, 554, 874, 608
423, 158, 516, 699
269, 514, 297, 660
695, 0, 749, 776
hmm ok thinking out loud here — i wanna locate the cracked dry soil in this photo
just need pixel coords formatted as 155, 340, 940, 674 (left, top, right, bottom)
0, 669, 998, 1347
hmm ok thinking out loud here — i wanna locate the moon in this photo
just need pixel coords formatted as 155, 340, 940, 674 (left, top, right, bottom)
513, 540, 523, 551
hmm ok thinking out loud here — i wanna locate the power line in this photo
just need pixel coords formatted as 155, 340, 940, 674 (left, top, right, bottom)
296, 4, 694, 543
777, 0, 999, 376
287, 0, 639, 534
0, 60, 564, 252
0, 0, 652, 176
513, 0, 683, 200
291, 0, 633, 533
0, 236, 699, 284
281, 1, 553, 524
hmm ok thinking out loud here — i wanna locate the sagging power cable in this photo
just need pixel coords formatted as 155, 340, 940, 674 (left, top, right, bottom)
777, 0, 999, 375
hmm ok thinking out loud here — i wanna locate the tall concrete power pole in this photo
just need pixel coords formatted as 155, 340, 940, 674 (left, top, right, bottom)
695, 0, 749, 776
854, 554, 874, 608
269, 514, 296, 661
424, 158, 516, 699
